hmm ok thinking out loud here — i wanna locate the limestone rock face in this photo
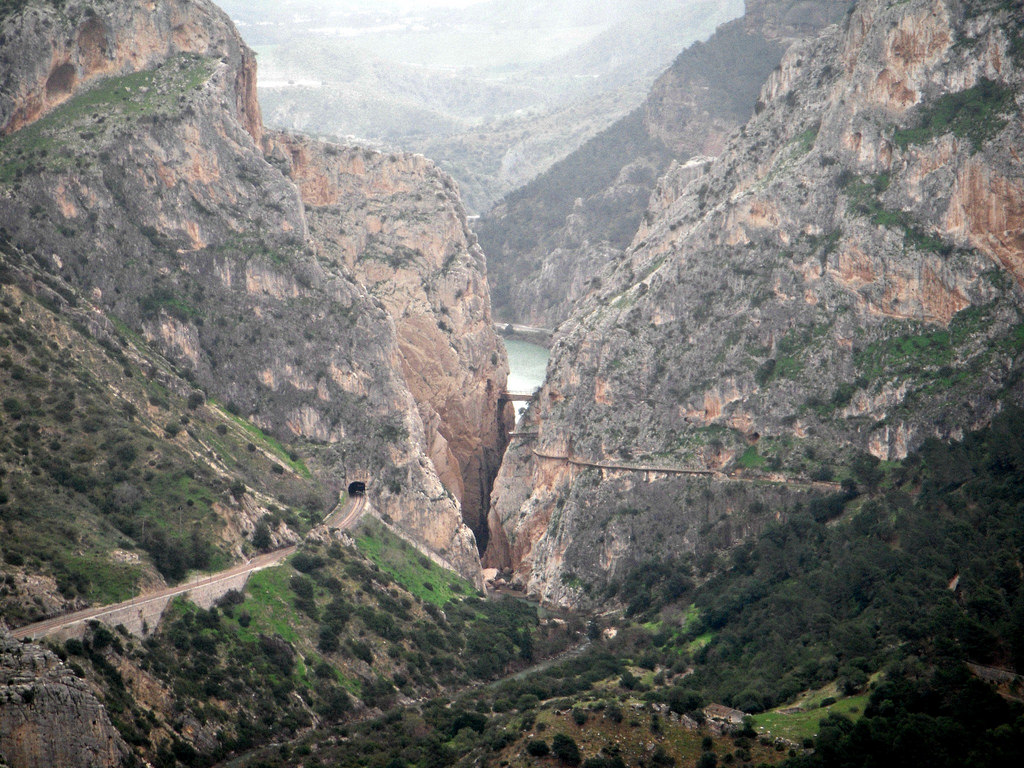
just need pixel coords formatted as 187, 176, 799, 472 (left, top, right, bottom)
487, 0, 1024, 605
264, 134, 513, 546
478, 0, 852, 328
0, 628, 130, 768
0, 0, 487, 583
0, 0, 261, 143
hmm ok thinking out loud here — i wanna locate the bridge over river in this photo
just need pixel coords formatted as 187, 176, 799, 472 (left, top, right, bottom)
499, 391, 537, 403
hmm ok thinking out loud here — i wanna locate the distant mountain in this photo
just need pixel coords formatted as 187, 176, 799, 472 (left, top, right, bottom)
478, 0, 853, 326
219, 0, 741, 211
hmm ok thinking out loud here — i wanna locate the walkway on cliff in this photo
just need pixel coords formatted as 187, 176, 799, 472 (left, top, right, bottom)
11, 494, 367, 642
494, 322, 555, 337
532, 450, 842, 491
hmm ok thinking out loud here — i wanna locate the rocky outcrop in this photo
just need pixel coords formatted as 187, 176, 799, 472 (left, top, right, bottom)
264, 134, 513, 547
0, 0, 261, 143
0, 627, 130, 768
0, 0, 487, 583
477, 0, 853, 328
487, 0, 1024, 604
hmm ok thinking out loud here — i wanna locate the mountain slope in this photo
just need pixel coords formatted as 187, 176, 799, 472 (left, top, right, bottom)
0, 0, 509, 586
486, 0, 1024, 604
230, 0, 741, 212
478, 0, 854, 326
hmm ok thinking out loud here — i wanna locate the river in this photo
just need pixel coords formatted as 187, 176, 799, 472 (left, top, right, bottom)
502, 337, 548, 421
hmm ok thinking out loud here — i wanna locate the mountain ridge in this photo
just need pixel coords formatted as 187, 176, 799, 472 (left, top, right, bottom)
485, 0, 1024, 606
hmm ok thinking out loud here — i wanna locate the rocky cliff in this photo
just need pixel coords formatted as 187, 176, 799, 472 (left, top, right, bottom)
264, 134, 513, 547
477, 0, 853, 327
486, 0, 1024, 605
0, 627, 130, 768
0, 0, 260, 142
0, 0, 505, 587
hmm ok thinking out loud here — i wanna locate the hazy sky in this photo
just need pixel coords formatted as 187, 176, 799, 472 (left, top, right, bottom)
373, 0, 489, 7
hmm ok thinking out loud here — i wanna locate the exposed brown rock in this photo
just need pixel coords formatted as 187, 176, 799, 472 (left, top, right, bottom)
0, 0, 259, 144
487, 0, 1024, 604
0, 0, 489, 583
478, 0, 852, 328
0, 627, 130, 768
266, 133, 513, 545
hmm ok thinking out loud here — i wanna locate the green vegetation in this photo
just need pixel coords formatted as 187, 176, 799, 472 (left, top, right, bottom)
854, 326, 954, 380
752, 692, 869, 741
893, 78, 1016, 151
0, 54, 212, 183
290, 407, 1017, 768
219, 406, 311, 477
59, 532, 568, 766
138, 288, 200, 323
0, 243, 328, 623
737, 446, 768, 469
230, 636, 789, 768
841, 173, 952, 255
791, 123, 820, 156
153, 453, 1021, 765
852, 299, 1021, 385
355, 518, 472, 606
602, 408, 1024, 728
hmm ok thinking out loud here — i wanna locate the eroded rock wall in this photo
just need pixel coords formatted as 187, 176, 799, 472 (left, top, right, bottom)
478, 0, 852, 328
0, 628, 130, 768
487, 0, 1024, 605
0, 0, 484, 583
264, 134, 513, 547
0, 0, 261, 142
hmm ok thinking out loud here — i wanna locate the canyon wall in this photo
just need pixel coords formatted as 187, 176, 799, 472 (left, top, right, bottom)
0, 628, 130, 768
477, 0, 853, 328
264, 134, 513, 546
0, 0, 504, 583
487, 0, 1024, 605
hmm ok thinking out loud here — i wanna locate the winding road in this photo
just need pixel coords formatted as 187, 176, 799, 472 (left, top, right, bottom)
10, 494, 367, 641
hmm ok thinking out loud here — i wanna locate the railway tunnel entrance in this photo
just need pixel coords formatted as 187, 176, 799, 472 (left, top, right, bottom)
348, 481, 366, 497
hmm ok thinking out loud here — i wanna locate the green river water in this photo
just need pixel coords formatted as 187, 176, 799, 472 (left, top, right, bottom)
502, 337, 549, 420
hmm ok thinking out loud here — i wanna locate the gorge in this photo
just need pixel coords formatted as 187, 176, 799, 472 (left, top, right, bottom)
2, 0, 1023, 767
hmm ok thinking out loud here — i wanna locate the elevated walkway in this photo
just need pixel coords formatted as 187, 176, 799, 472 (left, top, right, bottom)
500, 392, 536, 402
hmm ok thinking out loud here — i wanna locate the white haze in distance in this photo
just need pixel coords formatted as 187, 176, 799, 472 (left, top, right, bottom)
220, 0, 742, 210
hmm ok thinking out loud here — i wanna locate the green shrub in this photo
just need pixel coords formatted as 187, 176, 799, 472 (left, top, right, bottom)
527, 739, 550, 757
893, 78, 1014, 150
552, 733, 581, 766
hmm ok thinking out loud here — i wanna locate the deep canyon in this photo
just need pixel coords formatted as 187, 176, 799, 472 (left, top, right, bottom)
1, 0, 1023, 767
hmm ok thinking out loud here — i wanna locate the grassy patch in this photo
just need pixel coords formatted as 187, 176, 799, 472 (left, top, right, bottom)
791, 122, 820, 156
680, 603, 701, 632
893, 78, 1015, 151
218, 406, 310, 477
233, 563, 303, 643
737, 446, 768, 469
0, 54, 213, 183
841, 172, 952, 255
687, 631, 715, 653
354, 518, 471, 606
855, 327, 953, 381
753, 693, 869, 741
